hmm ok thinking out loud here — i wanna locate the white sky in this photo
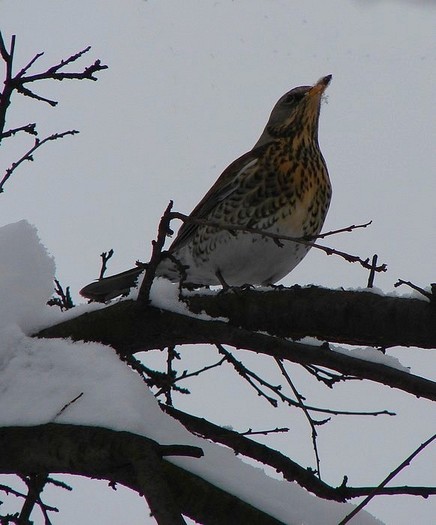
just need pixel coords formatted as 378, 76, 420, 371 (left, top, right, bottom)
1, 1, 435, 524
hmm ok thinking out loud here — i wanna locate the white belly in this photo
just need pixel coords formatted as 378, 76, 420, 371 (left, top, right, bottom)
157, 229, 310, 286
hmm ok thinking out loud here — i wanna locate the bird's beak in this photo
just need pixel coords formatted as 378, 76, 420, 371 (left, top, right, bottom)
308, 75, 332, 97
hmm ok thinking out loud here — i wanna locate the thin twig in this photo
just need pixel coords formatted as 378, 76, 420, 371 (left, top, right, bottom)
0, 130, 79, 193
46, 279, 74, 311
16, 84, 58, 106
1, 123, 37, 139
173, 357, 227, 383
162, 403, 436, 502
99, 249, 114, 279
339, 433, 436, 524
217, 344, 279, 407
276, 358, 324, 478
169, 211, 387, 274
302, 364, 358, 388
14, 51, 45, 78
367, 254, 378, 288
219, 346, 394, 418
137, 201, 174, 304
0, 484, 27, 499
0, 32, 11, 62
305, 220, 372, 240
154, 357, 227, 398
241, 427, 290, 436
0, 34, 16, 139
394, 279, 434, 302
165, 346, 179, 406
53, 393, 84, 419
45, 477, 72, 492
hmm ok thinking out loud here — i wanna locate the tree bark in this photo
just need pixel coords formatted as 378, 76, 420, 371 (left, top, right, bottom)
0, 424, 284, 525
36, 287, 436, 400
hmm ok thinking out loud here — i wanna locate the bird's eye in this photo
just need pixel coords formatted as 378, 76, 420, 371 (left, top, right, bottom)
284, 92, 304, 105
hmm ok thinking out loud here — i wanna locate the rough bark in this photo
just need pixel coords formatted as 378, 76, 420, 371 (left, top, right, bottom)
0, 423, 284, 525
36, 287, 436, 400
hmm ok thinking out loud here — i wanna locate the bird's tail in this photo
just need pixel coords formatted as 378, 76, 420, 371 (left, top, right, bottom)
79, 265, 146, 303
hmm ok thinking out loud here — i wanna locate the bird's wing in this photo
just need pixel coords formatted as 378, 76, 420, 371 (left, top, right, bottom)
169, 142, 270, 253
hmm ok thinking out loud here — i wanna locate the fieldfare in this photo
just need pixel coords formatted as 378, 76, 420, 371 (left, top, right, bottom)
81, 75, 332, 302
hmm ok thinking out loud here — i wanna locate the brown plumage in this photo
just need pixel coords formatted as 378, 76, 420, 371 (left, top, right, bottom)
81, 75, 332, 302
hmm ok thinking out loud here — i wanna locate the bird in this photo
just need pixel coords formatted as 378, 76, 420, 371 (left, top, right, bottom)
80, 75, 332, 302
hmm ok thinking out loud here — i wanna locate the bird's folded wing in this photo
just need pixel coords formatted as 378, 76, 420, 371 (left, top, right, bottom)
169, 143, 270, 252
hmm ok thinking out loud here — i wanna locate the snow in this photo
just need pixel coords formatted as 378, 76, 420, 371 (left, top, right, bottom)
0, 221, 55, 333
330, 344, 410, 373
0, 220, 384, 524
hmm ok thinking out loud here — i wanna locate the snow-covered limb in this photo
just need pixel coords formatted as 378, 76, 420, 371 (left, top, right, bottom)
183, 285, 436, 349
37, 297, 436, 401
161, 404, 436, 501
0, 424, 283, 525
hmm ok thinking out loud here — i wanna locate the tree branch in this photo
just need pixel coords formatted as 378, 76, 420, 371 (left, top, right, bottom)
183, 286, 436, 349
0, 424, 284, 525
161, 405, 436, 501
339, 433, 436, 524
169, 212, 387, 274
36, 288, 436, 400
0, 130, 79, 193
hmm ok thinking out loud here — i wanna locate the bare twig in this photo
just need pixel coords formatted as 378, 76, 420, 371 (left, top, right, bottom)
11, 45, 107, 106
0, 32, 106, 193
18, 473, 49, 525
45, 477, 72, 492
162, 404, 436, 502
137, 201, 174, 304
173, 357, 227, 384
16, 84, 58, 107
367, 254, 378, 288
394, 279, 434, 303
1, 123, 37, 139
276, 358, 324, 478
0, 34, 16, 139
217, 344, 279, 407
99, 249, 114, 279
339, 433, 436, 524
169, 211, 387, 274
241, 427, 290, 436
302, 364, 357, 388
0, 483, 27, 499
165, 346, 179, 406
54, 393, 84, 419
14, 51, 45, 79
305, 220, 372, 240
217, 345, 394, 418
0, 32, 11, 62
0, 130, 79, 193
47, 279, 74, 311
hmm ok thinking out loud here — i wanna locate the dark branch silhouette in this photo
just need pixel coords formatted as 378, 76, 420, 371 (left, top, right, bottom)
0, 32, 107, 192
2, 31, 434, 525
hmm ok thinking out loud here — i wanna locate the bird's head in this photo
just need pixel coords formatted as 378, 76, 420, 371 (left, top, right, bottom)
255, 75, 332, 147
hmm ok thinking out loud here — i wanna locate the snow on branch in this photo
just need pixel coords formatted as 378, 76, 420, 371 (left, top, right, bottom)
36, 295, 436, 400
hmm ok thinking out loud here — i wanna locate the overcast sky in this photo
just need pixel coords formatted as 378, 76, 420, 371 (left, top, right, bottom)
1, 1, 435, 524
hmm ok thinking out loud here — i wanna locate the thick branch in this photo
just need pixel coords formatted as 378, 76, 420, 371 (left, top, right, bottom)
39, 286, 436, 349
183, 286, 436, 349
36, 288, 436, 400
0, 424, 284, 525
36, 306, 436, 401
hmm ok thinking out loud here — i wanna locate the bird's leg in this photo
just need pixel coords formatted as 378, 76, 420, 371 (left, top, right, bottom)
215, 269, 230, 291
216, 270, 253, 294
